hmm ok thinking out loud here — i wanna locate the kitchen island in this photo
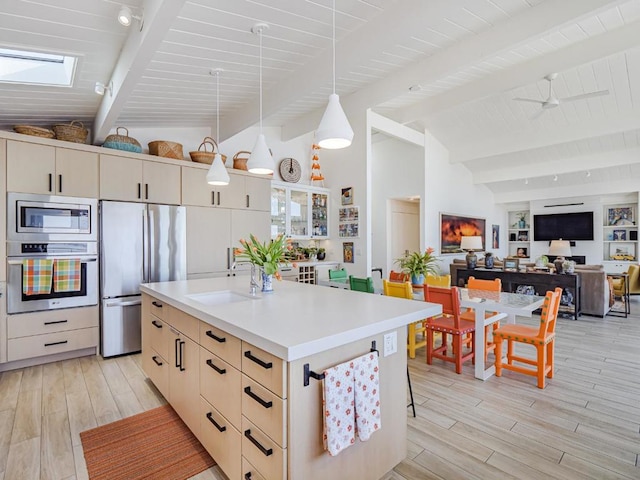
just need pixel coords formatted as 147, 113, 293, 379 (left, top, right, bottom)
140, 277, 441, 480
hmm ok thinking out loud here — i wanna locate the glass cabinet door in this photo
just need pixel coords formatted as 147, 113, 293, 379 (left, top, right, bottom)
270, 186, 287, 238
289, 189, 309, 238
311, 193, 328, 238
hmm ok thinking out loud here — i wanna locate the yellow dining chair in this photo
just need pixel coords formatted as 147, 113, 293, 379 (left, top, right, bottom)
425, 274, 451, 287
383, 279, 425, 359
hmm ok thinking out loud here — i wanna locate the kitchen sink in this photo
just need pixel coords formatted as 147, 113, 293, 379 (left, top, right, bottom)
186, 290, 257, 306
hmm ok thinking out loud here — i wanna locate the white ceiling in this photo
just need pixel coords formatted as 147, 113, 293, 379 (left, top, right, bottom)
1, 0, 639, 205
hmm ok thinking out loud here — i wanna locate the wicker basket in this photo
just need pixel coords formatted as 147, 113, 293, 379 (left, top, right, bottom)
148, 140, 184, 160
53, 121, 88, 143
189, 137, 227, 165
233, 150, 251, 171
103, 127, 142, 153
13, 125, 55, 139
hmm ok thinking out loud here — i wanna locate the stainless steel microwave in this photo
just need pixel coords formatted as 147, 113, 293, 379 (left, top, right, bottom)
8, 192, 98, 242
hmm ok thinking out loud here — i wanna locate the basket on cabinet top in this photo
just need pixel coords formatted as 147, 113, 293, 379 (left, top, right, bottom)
53, 121, 88, 143
148, 140, 184, 160
189, 137, 227, 165
103, 127, 142, 153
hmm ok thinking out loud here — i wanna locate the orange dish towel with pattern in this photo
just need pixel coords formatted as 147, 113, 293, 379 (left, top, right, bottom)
53, 258, 81, 292
22, 258, 53, 295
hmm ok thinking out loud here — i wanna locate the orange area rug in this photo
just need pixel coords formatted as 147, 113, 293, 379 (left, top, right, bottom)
80, 404, 215, 480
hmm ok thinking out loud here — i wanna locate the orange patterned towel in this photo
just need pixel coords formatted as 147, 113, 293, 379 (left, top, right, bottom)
22, 259, 53, 295
53, 258, 81, 292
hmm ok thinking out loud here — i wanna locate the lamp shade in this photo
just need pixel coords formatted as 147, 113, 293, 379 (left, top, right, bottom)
460, 236, 483, 251
206, 154, 230, 185
316, 93, 354, 149
247, 133, 274, 175
549, 239, 572, 257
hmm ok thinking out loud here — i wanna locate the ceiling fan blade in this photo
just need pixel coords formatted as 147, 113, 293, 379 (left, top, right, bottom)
559, 89, 609, 103
530, 109, 547, 120
513, 97, 545, 105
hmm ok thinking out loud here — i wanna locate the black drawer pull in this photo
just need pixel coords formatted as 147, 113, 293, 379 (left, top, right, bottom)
206, 359, 226, 375
44, 340, 68, 347
244, 351, 272, 370
244, 386, 273, 409
137, 182, 141, 199
152, 301, 163, 308
179, 340, 185, 372
152, 356, 163, 366
151, 320, 162, 329
245, 473, 252, 480
244, 429, 273, 457
206, 412, 226, 432
44, 320, 68, 325
205, 330, 226, 343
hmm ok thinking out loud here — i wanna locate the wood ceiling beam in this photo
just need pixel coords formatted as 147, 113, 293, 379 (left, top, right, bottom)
281, 0, 625, 141
92, 0, 187, 144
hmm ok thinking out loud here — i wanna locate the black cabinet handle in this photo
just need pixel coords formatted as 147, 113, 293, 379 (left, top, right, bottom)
58, 174, 62, 193
212, 191, 215, 205
244, 351, 272, 370
244, 429, 273, 457
244, 386, 273, 409
152, 356, 163, 366
217, 191, 221, 205
206, 412, 227, 432
152, 301, 163, 308
48, 173, 53, 192
151, 320, 162, 329
206, 359, 226, 375
245, 473, 252, 480
246, 194, 250, 208
179, 340, 185, 371
174, 338, 180, 368
44, 319, 68, 325
45, 340, 68, 347
145, 183, 149, 200
205, 330, 226, 343
137, 182, 141, 199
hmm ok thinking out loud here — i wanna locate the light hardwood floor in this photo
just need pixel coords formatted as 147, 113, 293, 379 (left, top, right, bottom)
1, 303, 639, 480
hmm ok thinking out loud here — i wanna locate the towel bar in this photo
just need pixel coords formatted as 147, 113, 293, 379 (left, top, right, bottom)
303, 341, 378, 387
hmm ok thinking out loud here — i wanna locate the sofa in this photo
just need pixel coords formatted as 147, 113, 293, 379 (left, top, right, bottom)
449, 259, 611, 317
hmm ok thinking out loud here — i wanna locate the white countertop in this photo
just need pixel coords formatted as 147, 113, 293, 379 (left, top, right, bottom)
140, 277, 442, 362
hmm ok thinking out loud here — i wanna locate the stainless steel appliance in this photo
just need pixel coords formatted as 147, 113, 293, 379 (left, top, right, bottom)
8, 192, 97, 241
100, 201, 186, 357
6, 193, 98, 314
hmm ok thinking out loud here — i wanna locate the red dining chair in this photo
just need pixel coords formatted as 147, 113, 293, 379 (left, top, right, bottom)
424, 285, 475, 374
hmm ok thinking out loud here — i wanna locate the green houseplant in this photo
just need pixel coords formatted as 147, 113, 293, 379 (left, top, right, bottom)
395, 248, 440, 285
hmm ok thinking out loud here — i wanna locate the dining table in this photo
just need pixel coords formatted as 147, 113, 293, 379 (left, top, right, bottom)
459, 288, 546, 381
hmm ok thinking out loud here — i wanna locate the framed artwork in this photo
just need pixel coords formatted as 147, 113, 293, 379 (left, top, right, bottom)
518, 230, 528, 241
607, 207, 634, 226
343, 242, 354, 263
516, 247, 528, 258
504, 258, 519, 271
613, 229, 627, 241
338, 206, 359, 238
341, 187, 353, 205
609, 243, 635, 260
440, 213, 486, 254
339, 206, 359, 222
491, 224, 499, 249
338, 222, 359, 238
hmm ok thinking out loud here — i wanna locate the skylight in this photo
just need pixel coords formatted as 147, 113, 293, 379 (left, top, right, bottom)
0, 48, 77, 87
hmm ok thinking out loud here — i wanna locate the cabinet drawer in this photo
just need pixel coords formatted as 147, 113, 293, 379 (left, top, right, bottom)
200, 347, 241, 428
142, 347, 169, 399
7, 327, 98, 362
7, 306, 98, 338
147, 315, 168, 359
147, 296, 167, 321
242, 375, 287, 448
241, 416, 286, 480
242, 457, 267, 480
241, 343, 286, 398
200, 397, 241, 480
167, 305, 199, 341
200, 322, 241, 369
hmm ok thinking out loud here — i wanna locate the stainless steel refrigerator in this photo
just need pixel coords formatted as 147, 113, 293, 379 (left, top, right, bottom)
100, 201, 186, 357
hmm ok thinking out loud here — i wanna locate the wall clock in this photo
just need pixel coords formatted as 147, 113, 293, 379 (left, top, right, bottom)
279, 157, 301, 183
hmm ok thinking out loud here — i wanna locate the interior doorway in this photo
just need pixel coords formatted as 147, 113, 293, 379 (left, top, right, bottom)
389, 199, 420, 273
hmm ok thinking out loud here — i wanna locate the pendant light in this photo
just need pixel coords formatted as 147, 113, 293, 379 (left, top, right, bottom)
206, 68, 230, 185
247, 23, 274, 175
315, 0, 353, 149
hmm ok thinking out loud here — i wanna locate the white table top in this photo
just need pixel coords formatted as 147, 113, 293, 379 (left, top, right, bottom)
141, 277, 442, 362
459, 288, 545, 317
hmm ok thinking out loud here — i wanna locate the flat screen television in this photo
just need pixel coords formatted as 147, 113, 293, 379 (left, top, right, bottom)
533, 212, 594, 241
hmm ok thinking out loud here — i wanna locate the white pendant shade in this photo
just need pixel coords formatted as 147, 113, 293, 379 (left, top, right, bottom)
247, 133, 274, 174
316, 93, 353, 149
206, 154, 230, 185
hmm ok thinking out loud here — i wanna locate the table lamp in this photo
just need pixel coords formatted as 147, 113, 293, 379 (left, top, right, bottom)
460, 235, 483, 269
549, 239, 572, 274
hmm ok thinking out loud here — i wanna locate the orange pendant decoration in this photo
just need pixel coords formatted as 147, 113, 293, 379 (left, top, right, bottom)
310, 144, 325, 186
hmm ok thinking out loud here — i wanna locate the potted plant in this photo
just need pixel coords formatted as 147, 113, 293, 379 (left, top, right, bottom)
395, 248, 440, 285
317, 247, 326, 260
516, 212, 527, 228
235, 234, 294, 291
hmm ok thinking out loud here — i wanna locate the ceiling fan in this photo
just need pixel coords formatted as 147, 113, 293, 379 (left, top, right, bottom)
514, 73, 609, 119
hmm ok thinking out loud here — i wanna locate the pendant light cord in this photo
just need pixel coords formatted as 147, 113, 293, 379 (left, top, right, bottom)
259, 27, 263, 133
216, 72, 220, 142
332, 0, 336, 95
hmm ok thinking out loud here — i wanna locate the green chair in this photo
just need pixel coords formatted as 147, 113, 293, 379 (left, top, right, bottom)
328, 268, 348, 281
349, 275, 374, 293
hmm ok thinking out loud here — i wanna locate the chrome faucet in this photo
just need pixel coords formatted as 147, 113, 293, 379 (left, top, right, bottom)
249, 263, 259, 296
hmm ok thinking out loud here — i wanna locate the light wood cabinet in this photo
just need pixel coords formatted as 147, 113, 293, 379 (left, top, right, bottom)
168, 326, 200, 437
7, 140, 98, 197
100, 154, 181, 204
